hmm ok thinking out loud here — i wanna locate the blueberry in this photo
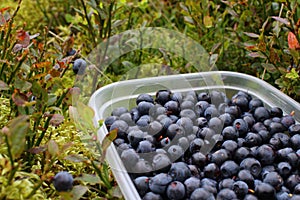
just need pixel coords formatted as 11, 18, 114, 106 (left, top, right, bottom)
222, 126, 238, 140
269, 122, 287, 134
277, 162, 292, 179
72, 58, 87, 75
137, 101, 154, 116
164, 100, 180, 116
137, 140, 155, 154
142, 192, 163, 200
136, 94, 154, 105
219, 113, 234, 127
203, 163, 220, 180
104, 115, 119, 130
53, 171, 73, 192
218, 178, 235, 190
168, 145, 184, 161
232, 181, 248, 198
191, 151, 207, 168
198, 92, 211, 102
255, 182, 276, 199
210, 149, 229, 166
110, 120, 129, 140
249, 98, 264, 112
225, 105, 241, 119
134, 176, 149, 197
270, 107, 283, 118
184, 177, 201, 197
112, 107, 128, 117
171, 92, 183, 104
149, 173, 172, 194
180, 109, 197, 121
217, 189, 238, 200
155, 90, 171, 106
238, 169, 255, 189
220, 160, 239, 178
180, 100, 195, 110
136, 115, 151, 128
189, 138, 204, 154
290, 134, 300, 150
168, 162, 191, 182
232, 94, 249, 112
121, 148, 139, 168
190, 188, 215, 200
166, 181, 186, 200
281, 115, 295, 128
176, 117, 194, 136
221, 140, 238, 155
204, 106, 219, 120
255, 144, 276, 166
289, 125, 300, 136
251, 122, 267, 133
244, 194, 258, 200
286, 175, 300, 192
263, 171, 283, 190
244, 132, 263, 147
254, 107, 270, 122
166, 124, 185, 140
195, 101, 210, 116
233, 118, 248, 137
240, 158, 262, 178
234, 147, 251, 163
152, 153, 171, 173
127, 130, 146, 149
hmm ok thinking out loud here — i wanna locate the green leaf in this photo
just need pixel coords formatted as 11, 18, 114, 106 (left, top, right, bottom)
101, 129, 117, 151
243, 32, 260, 38
75, 174, 100, 185
48, 140, 59, 156
247, 52, 267, 59
14, 78, 32, 91
285, 68, 299, 80
0, 80, 9, 90
71, 185, 88, 200
261, 63, 277, 73
71, 102, 96, 131
184, 16, 194, 25
64, 154, 87, 163
6, 115, 29, 159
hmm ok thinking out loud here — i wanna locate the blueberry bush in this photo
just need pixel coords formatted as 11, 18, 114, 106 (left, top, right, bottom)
0, 0, 300, 199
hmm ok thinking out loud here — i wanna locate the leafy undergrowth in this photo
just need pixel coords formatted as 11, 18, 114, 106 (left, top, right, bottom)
0, 0, 300, 199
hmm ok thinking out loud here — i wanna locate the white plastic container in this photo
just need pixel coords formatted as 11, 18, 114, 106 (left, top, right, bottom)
88, 71, 300, 200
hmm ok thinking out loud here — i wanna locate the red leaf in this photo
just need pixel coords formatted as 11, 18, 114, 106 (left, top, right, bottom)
0, 7, 10, 13
288, 32, 300, 49
49, 114, 64, 127
16, 29, 30, 48
12, 90, 28, 106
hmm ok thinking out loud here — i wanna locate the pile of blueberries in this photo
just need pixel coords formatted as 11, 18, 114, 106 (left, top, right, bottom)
105, 89, 300, 200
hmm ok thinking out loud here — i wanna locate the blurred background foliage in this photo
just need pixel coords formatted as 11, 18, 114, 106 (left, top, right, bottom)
0, 0, 300, 199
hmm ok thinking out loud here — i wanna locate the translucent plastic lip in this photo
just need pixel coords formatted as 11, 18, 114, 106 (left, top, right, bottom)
88, 71, 300, 200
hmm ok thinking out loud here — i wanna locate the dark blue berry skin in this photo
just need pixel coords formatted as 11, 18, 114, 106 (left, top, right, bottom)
289, 124, 300, 136
134, 176, 149, 197
137, 101, 154, 116
149, 173, 172, 194
190, 188, 215, 200
233, 118, 248, 137
234, 147, 251, 163
281, 115, 296, 128
249, 98, 264, 112
290, 134, 300, 150
217, 188, 238, 200
240, 158, 262, 178
204, 106, 219, 120
167, 145, 184, 161
277, 162, 292, 179
219, 113, 233, 127
263, 171, 283, 191
203, 163, 220, 180
164, 100, 180, 116
269, 122, 287, 134
191, 152, 207, 168
166, 124, 185, 140
198, 92, 211, 102
276, 191, 292, 200
142, 192, 163, 200
233, 181, 248, 198
110, 120, 129, 140
136, 94, 154, 105
255, 144, 276, 166
189, 138, 204, 154
72, 58, 87, 75
286, 175, 300, 192
112, 107, 128, 117
219, 178, 235, 190
176, 117, 194, 136
210, 149, 229, 166
155, 90, 172, 106
254, 107, 270, 122
53, 171, 73, 192
152, 153, 171, 173
195, 101, 210, 116
225, 105, 241, 119
168, 162, 191, 182
244, 132, 263, 147
232, 94, 249, 112
121, 148, 139, 168
137, 140, 155, 154
166, 181, 186, 200
255, 182, 276, 199
220, 160, 239, 178
171, 92, 183, 104
244, 194, 258, 200
221, 140, 238, 156
180, 100, 194, 110
270, 107, 283, 118
184, 177, 201, 197
180, 109, 197, 121
127, 130, 146, 149
238, 169, 255, 189
104, 116, 118, 130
